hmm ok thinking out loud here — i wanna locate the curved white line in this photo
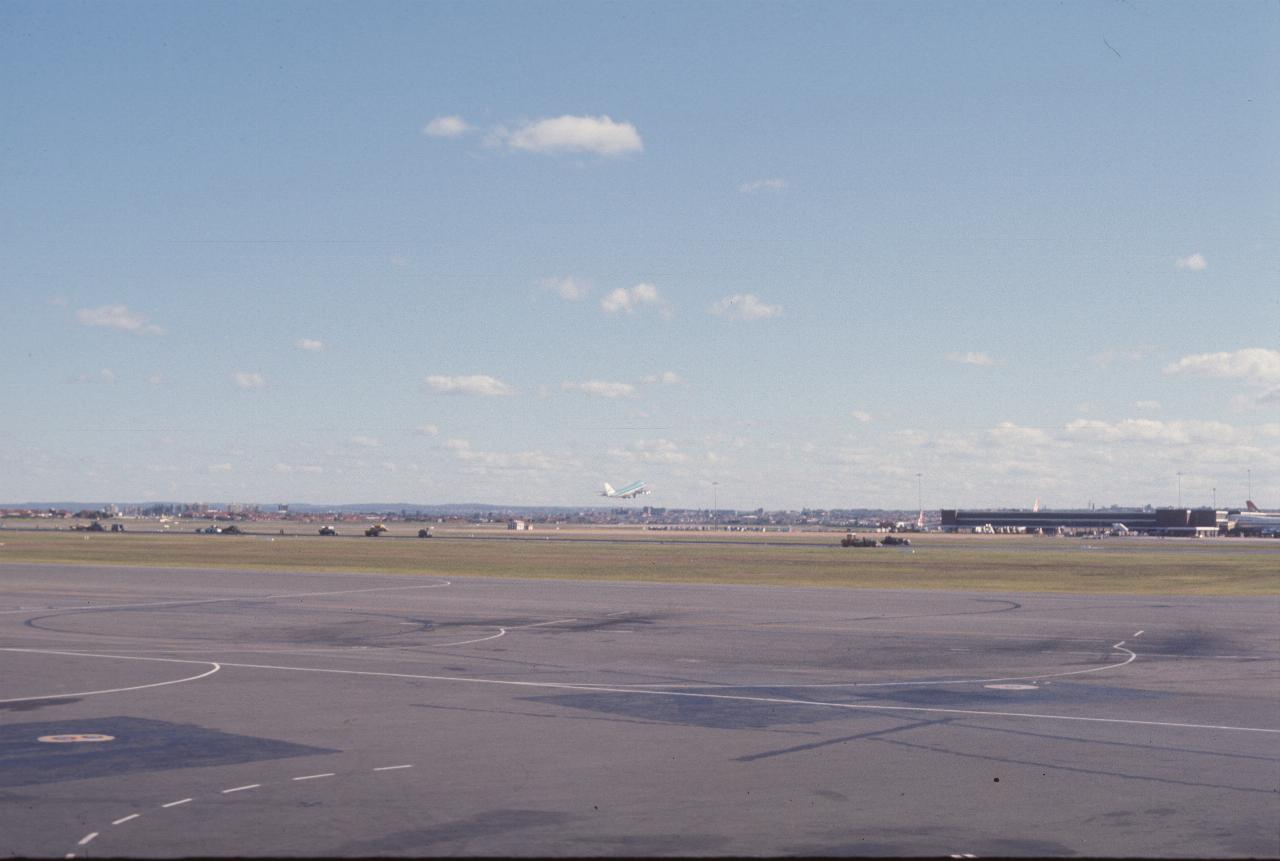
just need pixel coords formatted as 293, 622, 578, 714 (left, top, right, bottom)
13, 646, 1274, 735
0, 652, 221, 704
432, 627, 507, 647
598, 641, 1139, 690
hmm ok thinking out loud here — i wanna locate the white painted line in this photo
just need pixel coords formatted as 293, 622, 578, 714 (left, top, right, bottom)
373, 764, 413, 771
16, 647, 1278, 736
65, 854, 75, 859
221, 784, 260, 794
111, 814, 140, 825
511, 618, 578, 628
77, 833, 98, 846
1134, 630, 1145, 637
0, 655, 221, 705
292, 773, 335, 781
606, 611, 630, 617
433, 628, 507, 647
161, 798, 192, 808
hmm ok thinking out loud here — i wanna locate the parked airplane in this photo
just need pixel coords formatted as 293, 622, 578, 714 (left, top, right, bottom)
600, 480, 651, 499
1234, 501, 1280, 535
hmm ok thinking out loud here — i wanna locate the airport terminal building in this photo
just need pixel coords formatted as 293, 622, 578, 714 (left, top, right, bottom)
940, 508, 1225, 537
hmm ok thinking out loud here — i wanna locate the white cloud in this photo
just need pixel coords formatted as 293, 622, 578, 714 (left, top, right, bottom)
72, 368, 116, 385
709, 293, 782, 321
601, 283, 668, 316
444, 437, 561, 471
504, 115, 642, 156
1134, 400, 1162, 411
949, 352, 996, 367
1163, 348, 1280, 384
272, 462, 323, 474
207, 463, 233, 473
1065, 418, 1239, 445
562, 380, 638, 399
608, 438, 689, 464
1175, 252, 1208, 271
423, 115, 473, 138
350, 435, 381, 448
76, 305, 163, 335
989, 422, 1051, 446
295, 338, 324, 352
233, 372, 266, 389
851, 410, 872, 423
426, 374, 515, 396
641, 371, 685, 386
147, 372, 169, 386
739, 178, 788, 194
539, 276, 590, 301
414, 424, 440, 436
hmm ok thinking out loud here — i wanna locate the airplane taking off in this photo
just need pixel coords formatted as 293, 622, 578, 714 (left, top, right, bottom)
600, 480, 651, 499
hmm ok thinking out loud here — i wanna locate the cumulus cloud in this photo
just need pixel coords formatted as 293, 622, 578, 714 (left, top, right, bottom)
641, 371, 685, 386
423, 115, 473, 137
233, 372, 266, 389
1134, 400, 1162, 412
1163, 348, 1280, 384
504, 115, 642, 156
989, 422, 1051, 446
949, 352, 996, 366
72, 368, 116, 385
350, 435, 381, 448
851, 410, 872, 423
1164, 348, 1280, 408
76, 305, 163, 335
414, 424, 440, 436
444, 437, 560, 471
601, 283, 668, 316
709, 293, 782, 321
295, 338, 324, 352
562, 380, 637, 399
539, 276, 589, 301
426, 374, 515, 396
607, 438, 688, 464
1175, 252, 1208, 271
1065, 418, 1239, 445
739, 178, 788, 193
207, 463, 233, 473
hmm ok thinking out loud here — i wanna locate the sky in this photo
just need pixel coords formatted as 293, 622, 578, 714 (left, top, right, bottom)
2, 0, 1277, 510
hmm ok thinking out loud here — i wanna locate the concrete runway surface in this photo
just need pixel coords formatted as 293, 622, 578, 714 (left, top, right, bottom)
1, 563, 1276, 857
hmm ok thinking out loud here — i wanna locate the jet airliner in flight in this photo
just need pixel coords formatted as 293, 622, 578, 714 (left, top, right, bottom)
600, 481, 651, 499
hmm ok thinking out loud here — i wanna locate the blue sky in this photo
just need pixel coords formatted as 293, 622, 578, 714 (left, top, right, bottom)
3, 0, 1277, 509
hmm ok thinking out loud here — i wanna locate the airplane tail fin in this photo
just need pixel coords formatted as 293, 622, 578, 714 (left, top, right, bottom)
603, 482, 616, 497
1032, 497, 1040, 513
1247, 500, 1259, 512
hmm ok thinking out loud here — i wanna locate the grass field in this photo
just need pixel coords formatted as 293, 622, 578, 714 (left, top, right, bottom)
2, 524, 1277, 595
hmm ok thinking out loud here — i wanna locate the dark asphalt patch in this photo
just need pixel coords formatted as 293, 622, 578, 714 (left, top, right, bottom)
526, 691, 840, 729
337, 809, 568, 853
0, 716, 336, 787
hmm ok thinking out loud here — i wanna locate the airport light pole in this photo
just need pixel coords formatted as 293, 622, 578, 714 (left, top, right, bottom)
916, 473, 922, 514
1177, 472, 1183, 508
712, 482, 718, 528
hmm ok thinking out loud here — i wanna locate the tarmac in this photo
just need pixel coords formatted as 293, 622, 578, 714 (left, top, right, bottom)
1, 562, 1276, 857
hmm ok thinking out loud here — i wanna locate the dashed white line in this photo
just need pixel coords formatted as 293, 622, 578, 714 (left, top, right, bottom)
373, 764, 413, 771
292, 773, 335, 781
77, 833, 98, 846
160, 798, 192, 808
221, 784, 260, 794
111, 814, 140, 825
1134, 630, 1145, 638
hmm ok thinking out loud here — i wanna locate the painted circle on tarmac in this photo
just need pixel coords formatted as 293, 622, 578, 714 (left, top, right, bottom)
983, 683, 1038, 691
38, 733, 116, 744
